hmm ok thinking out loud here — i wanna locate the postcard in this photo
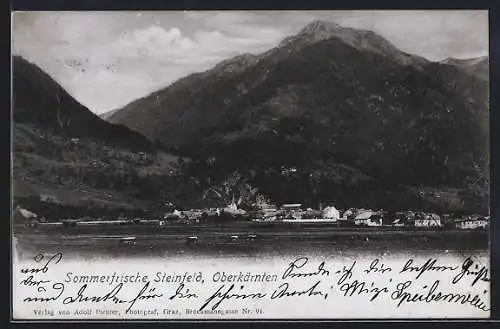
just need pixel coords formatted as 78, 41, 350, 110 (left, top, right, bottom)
11, 10, 490, 320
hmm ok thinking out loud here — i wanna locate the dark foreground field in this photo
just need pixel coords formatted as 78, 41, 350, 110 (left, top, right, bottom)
13, 222, 488, 260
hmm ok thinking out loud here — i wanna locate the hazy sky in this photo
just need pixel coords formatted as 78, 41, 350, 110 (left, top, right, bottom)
12, 10, 488, 114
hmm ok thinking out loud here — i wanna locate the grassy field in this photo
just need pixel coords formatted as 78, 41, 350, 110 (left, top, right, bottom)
13, 223, 488, 260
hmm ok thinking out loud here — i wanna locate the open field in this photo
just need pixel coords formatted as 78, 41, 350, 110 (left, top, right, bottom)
13, 223, 488, 260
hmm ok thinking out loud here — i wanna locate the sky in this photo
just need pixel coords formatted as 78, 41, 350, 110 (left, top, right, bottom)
12, 10, 489, 115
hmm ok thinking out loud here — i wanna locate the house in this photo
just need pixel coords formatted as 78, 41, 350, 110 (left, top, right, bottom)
342, 208, 357, 220
281, 204, 302, 220
13, 206, 39, 228
455, 216, 489, 230
164, 210, 183, 221
354, 210, 382, 226
414, 213, 442, 227
13, 206, 38, 223
323, 206, 340, 220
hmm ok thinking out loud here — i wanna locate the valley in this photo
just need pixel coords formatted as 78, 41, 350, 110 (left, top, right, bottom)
12, 21, 490, 224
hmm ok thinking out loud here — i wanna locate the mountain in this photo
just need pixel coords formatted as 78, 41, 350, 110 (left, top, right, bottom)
99, 109, 120, 120
107, 20, 431, 143
12, 56, 191, 219
13, 56, 154, 150
440, 56, 489, 82
107, 20, 489, 213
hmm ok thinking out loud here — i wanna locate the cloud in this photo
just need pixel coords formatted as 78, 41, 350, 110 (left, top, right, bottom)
116, 26, 197, 58
104, 24, 283, 65
32, 23, 285, 113
12, 11, 489, 114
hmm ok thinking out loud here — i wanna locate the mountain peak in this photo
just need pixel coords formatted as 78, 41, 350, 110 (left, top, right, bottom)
277, 20, 425, 67
300, 20, 341, 35
278, 20, 342, 47
295, 20, 345, 43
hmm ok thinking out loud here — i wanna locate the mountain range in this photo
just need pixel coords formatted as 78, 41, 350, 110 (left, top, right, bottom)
104, 20, 489, 213
13, 20, 490, 216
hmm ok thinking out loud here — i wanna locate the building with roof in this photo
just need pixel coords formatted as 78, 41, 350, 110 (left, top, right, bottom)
279, 204, 302, 220
414, 213, 442, 227
455, 217, 488, 230
323, 206, 340, 220
354, 210, 382, 226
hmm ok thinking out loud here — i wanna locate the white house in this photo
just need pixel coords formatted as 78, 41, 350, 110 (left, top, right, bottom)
414, 214, 442, 228
455, 217, 489, 230
323, 206, 340, 220
414, 219, 442, 227
13, 206, 38, 223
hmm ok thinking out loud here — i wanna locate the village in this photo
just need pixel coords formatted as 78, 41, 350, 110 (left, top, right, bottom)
13, 200, 490, 231
251, 203, 490, 230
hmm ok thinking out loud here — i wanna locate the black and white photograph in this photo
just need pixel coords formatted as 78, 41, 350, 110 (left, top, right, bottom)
11, 10, 490, 320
